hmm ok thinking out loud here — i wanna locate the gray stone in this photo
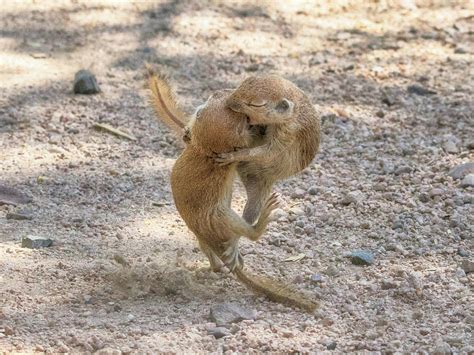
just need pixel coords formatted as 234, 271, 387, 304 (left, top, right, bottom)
460, 174, 474, 187
326, 342, 337, 350
6, 210, 33, 221
21, 235, 53, 249
350, 250, 374, 266
460, 260, 474, 273
407, 84, 436, 96
442, 141, 459, 154
210, 303, 257, 326
432, 341, 451, 355
207, 326, 229, 339
341, 191, 362, 206
291, 188, 306, 199
394, 165, 412, 175
308, 186, 318, 195
448, 162, 474, 180
73, 69, 100, 95
458, 248, 469, 257
310, 274, 324, 284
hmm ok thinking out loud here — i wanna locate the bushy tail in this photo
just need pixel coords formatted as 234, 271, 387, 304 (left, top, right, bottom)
234, 268, 318, 312
145, 63, 188, 135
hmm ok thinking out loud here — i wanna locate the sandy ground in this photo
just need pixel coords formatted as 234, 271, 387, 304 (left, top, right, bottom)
0, 0, 473, 353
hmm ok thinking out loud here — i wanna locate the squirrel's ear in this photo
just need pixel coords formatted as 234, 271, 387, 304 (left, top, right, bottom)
276, 98, 294, 114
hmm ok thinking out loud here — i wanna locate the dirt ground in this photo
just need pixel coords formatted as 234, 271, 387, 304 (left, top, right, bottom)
1, 0, 473, 353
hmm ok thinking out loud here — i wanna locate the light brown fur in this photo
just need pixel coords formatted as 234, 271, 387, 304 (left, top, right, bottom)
217, 74, 321, 224
147, 67, 318, 311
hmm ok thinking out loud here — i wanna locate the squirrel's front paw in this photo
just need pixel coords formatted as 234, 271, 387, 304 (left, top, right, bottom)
213, 152, 235, 166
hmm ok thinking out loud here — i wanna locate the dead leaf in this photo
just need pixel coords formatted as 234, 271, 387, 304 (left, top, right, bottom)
284, 253, 306, 262
93, 123, 137, 141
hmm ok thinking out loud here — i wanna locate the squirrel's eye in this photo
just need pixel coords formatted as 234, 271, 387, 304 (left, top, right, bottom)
248, 100, 266, 107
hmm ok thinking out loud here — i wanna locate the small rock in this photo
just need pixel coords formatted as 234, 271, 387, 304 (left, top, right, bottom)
448, 162, 474, 180
394, 165, 411, 175
308, 186, 318, 195
291, 188, 306, 199
429, 188, 444, 197
375, 110, 385, 118
442, 141, 459, 154
381, 280, 399, 290
272, 208, 288, 220
460, 174, 474, 187
21, 235, 53, 249
127, 314, 135, 322
419, 328, 430, 336
6, 210, 33, 221
432, 341, 451, 355
210, 303, 257, 327
460, 260, 474, 273
457, 248, 469, 257
288, 207, 305, 216
350, 250, 374, 266
73, 69, 100, 95
310, 274, 324, 284
455, 268, 466, 278
324, 265, 339, 277
407, 84, 436, 96
207, 327, 229, 339
327, 342, 337, 350
341, 191, 362, 205
83, 295, 93, 304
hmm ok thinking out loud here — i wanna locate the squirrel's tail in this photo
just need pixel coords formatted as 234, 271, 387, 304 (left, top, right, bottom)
145, 63, 188, 135
234, 267, 318, 312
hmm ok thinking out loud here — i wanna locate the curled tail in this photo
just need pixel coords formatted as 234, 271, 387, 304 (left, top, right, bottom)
234, 267, 318, 312
145, 63, 189, 136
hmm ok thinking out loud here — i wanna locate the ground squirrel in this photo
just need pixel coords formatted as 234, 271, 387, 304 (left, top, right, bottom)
216, 74, 321, 224
148, 67, 318, 311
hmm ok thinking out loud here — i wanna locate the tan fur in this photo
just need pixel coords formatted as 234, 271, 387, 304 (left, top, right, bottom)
152, 80, 318, 312
217, 74, 321, 223
145, 64, 193, 143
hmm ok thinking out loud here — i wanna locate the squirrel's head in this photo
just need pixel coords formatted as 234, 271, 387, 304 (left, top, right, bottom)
226, 75, 295, 125
190, 90, 254, 154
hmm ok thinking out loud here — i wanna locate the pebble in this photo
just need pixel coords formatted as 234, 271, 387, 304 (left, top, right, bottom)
341, 191, 362, 205
324, 265, 339, 277
288, 207, 305, 216
207, 327, 229, 339
460, 260, 474, 273
381, 279, 399, 290
457, 248, 469, 257
6, 210, 33, 220
350, 250, 374, 266
210, 303, 257, 327
460, 174, 474, 187
291, 188, 306, 199
394, 165, 411, 175
432, 341, 451, 355
310, 274, 324, 284
442, 140, 459, 154
326, 342, 337, 350
21, 235, 53, 249
448, 162, 474, 180
407, 84, 436, 96
308, 186, 318, 195
73, 69, 100, 94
